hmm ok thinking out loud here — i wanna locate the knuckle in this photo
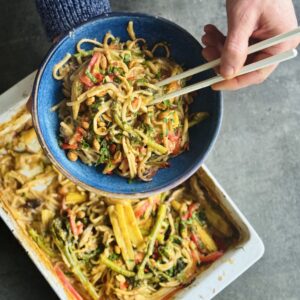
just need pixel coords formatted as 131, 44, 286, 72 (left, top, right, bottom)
226, 38, 245, 55
231, 77, 243, 90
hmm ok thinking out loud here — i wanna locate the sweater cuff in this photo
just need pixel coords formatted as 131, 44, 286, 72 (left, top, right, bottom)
36, 0, 111, 40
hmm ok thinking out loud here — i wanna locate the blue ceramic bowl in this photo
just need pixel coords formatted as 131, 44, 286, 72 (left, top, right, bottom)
32, 12, 222, 198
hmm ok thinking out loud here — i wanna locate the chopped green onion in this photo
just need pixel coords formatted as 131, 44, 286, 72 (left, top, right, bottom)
107, 66, 115, 74
85, 69, 98, 83
123, 54, 131, 63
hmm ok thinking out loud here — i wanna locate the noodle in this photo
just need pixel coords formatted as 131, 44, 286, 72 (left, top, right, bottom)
53, 53, 72, 80
127, 21, 136, 41
52, 21, 209, 181
76, 38, 103, 53
0, 107, 237, 300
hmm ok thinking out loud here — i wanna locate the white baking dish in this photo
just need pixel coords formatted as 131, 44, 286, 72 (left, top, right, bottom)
0, 73, 264, 300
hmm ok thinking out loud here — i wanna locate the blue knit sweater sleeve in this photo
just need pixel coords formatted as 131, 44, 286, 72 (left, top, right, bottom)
35, 0, 111, 40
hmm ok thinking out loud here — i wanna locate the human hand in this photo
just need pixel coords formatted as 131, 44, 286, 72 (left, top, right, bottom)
201, 0, 299, 90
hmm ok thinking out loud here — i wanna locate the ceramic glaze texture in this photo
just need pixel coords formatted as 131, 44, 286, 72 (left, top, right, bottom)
33, 12, 222, 196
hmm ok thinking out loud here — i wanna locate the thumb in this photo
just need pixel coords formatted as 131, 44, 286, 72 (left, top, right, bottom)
220, 6, 257, 78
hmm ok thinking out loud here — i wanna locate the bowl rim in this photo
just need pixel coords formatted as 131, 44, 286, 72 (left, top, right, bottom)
32, 11, 223, 198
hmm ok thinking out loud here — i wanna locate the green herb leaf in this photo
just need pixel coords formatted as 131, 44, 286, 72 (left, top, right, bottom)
81, 140, 90, 149
113, 76, 122, 84
108, 253, 120, 261
171, 235, 183, 245
91, 101, 101, 111
174, 258, 187, 275
197, 210, 207, 224
97, 139, 111, 164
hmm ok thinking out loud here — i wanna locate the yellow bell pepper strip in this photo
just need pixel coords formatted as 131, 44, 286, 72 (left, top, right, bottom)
108, 206, 135, 270
115, 204, 135, 270
123, 203, 144, 248
65, 192, 87, 205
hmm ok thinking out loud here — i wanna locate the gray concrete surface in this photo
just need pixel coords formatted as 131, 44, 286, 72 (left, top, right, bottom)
0, 0, 300, 299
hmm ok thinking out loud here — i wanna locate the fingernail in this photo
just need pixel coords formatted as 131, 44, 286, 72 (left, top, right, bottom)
220, 65, 235, 78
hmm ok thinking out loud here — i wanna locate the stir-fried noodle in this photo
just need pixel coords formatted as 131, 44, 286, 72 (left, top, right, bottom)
53, 21, 209, 181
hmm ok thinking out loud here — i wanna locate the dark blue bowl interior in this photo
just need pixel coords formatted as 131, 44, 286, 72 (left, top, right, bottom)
34, 12, 222, 196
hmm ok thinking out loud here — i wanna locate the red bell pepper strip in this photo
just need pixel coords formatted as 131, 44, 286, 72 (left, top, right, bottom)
88, 52, 100, 69
109, 143, 116, 154
80, 74, 94, 87
67, 209, 78, 237
167, 132, 181, 155
54, 266, 83, 300
119, 281, 128, 290
132, 98, 139, 109
167, 132, 179, 143
72, 127, 85, 143
76, 127, 85, 135
199, 251, 223, 263
190, 232, 199, 245
76, 221, 84, 235
134, 200, 150, 219
61, 143, 78, 150
94, 73, 104, 82
80, 52, 101, 87
191, 249, 200, 263
188, 203, 199, 215
181, 212, 189, 221
190, 232, 204, 253
182, 203, 200, 221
